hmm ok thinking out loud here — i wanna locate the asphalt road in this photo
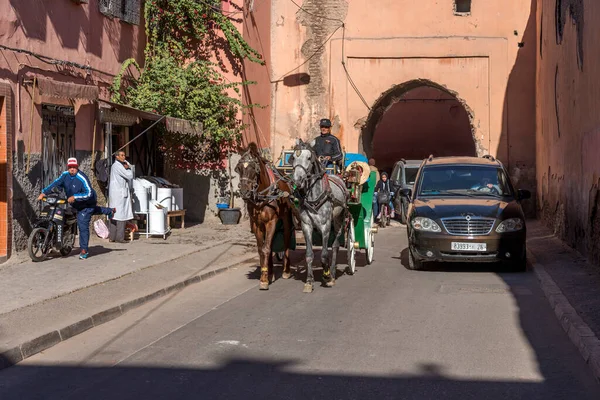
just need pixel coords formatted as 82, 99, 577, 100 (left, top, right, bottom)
1, 224, 599, 399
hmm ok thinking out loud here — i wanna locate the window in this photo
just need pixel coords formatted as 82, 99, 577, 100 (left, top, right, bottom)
99, 0, 140, 25
405, 167, 419, 185
418, 166, 512, 198
454, 0, 471, 14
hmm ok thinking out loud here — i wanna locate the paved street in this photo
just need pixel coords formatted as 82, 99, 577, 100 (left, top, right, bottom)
1, 226, 599, 399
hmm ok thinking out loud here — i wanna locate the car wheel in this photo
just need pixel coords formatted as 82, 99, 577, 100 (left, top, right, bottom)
407, 247, 425, 270
400, 199, 408, 225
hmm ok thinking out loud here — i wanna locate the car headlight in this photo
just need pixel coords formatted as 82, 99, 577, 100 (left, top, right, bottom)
411, 217, 441, 232
496, 218, 524, 233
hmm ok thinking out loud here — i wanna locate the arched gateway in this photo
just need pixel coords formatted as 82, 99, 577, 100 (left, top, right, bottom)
361, 79, 480, 171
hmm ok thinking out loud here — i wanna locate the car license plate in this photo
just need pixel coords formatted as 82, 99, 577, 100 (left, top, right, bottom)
451, 242, 487, 252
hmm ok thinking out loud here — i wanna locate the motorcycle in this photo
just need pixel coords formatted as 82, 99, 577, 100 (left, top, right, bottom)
27, 193, 78, 262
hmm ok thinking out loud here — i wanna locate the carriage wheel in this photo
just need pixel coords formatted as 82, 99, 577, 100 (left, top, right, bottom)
365, 213, 375, 265
346, 219, 356, 275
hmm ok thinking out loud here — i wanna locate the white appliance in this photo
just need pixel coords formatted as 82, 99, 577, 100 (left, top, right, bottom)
156, 187, 172, 211
148, 201, 168, 235
132, 179, 150, 213
171, 188, 184, 211
139, 178, 157, 201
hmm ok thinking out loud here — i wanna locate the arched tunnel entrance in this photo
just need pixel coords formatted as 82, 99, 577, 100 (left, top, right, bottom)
363, 80, 478, 172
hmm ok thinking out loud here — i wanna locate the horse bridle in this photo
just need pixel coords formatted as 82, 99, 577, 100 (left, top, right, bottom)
291, 148, 325, 191
237, 151, 291, 206
237, 151, 261, 202
290, 147, 341, 213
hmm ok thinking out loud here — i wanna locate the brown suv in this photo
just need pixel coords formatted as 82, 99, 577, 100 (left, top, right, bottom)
402, 155, 531, 271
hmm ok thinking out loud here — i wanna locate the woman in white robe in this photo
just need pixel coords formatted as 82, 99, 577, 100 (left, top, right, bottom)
108, 151, 134, 242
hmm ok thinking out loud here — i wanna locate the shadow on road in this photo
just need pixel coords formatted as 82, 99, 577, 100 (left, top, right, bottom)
0, 356, 597, 400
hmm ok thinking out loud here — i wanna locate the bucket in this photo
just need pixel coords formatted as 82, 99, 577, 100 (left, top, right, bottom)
171, 188, 183, 211
148, 202, 168, 234
156, 188, 172, 211
218, 208, 241, 225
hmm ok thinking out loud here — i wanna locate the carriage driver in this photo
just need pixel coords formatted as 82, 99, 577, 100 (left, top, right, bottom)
311, 118, 343, 172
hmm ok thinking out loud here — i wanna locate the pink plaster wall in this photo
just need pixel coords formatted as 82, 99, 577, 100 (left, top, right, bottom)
264, 0, 536, 196
536, 0, 600, 261
242, 0, 272, 151
0, 0, 145, 153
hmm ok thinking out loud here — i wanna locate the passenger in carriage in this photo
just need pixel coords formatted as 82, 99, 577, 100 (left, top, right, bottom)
311, 118, 343, 173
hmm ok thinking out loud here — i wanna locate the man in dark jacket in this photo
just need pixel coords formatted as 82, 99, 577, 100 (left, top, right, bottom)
311, 118, 342, 171
38, 157, 114, 260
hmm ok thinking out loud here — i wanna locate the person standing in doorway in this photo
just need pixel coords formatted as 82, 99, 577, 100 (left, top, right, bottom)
108, 151, 134, 243
39, 158, 114, 260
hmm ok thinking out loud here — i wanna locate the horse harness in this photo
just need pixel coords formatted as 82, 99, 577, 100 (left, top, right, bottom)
292, 153, 348, 214
238, 151, 292, 210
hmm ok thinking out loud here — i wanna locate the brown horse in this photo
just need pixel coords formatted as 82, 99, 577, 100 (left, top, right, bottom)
235, 143, 294, 290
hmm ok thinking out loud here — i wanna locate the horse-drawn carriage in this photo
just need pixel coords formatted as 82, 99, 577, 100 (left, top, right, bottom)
236, 140, 378, 292
273, 146, 377, 275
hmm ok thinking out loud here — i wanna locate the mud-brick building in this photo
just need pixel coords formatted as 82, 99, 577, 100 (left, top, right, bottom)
0, 0, 146, 260
242, 0, 537, 214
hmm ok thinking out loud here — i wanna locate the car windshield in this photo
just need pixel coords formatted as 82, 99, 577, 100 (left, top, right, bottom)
418, 165, 513, 197
405, 167, 419, 185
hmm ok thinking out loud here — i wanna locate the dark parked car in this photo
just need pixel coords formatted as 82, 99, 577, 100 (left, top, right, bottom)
390, 159, 423, 224
403, 155, 531, 271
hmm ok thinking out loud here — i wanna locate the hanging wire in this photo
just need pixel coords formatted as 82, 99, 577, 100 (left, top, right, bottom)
283, 0, 371, 111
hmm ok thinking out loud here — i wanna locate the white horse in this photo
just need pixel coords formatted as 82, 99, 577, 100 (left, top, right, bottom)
289, 139, 349, 293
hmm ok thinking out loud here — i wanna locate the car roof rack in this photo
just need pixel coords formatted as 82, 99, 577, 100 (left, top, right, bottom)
482, 154, 496, 162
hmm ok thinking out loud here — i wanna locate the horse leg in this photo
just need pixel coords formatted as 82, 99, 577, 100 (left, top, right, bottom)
281, 209, 293, 280
255, 225, 269, 290
329, 211, 345, 286
321, 220, 335, 287
264, 218, 278, 285
301, 220, 315, 293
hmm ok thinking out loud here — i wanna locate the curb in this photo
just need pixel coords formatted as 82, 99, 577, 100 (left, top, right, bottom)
0, 255, 259, 371
527, 249, 600, 383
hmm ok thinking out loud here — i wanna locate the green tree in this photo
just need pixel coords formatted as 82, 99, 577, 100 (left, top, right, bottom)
112, 0, 262, 168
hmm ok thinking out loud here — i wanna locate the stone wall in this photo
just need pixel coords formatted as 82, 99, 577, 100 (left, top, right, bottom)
163, 154, 242, 224
11, 148, 95, 253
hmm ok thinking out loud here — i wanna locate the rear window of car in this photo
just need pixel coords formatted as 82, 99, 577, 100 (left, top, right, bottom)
417, 165, 513, 197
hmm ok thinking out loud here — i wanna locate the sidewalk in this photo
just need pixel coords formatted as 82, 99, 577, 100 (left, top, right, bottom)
0, 217, 258, 370
527, 220, 600, 381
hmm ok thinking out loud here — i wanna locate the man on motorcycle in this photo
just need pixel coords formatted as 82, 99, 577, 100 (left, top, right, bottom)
38, 157, 114, 260
311, 118, 342, 172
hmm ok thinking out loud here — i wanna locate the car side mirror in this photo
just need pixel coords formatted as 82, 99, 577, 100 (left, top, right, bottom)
517, 189, 531, 200
400, 188, 412, 199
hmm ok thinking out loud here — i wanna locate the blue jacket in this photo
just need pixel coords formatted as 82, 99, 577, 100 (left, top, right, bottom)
42, 170, 97, 209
